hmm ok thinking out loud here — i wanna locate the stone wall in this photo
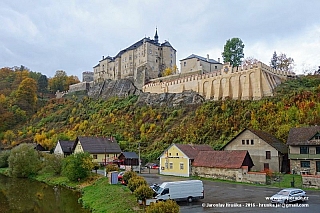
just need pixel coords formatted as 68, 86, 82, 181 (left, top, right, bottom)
143, 62, 295, 101
302, 175, 320, 189
192, 166, 266, 184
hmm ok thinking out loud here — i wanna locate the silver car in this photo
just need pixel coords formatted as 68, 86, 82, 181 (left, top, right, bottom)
270, 188, 307, 204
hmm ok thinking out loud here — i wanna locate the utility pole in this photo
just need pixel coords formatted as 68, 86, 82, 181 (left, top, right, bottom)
138, 142, 141, 173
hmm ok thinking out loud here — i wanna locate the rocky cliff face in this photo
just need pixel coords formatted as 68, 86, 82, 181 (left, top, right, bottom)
88, 79, 141, 99
136, 90, 205, 107
86, 79, 204, 107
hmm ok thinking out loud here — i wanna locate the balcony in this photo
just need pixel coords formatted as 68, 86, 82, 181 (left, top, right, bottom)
289, 153, 320, 159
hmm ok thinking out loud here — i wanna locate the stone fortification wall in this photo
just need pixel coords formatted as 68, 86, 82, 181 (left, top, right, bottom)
143, 62, 295, 100
69, 82, 92, 93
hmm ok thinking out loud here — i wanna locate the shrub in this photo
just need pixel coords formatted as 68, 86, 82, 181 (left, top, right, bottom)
146, 199, 180, 213
8, 144, 41, 177
133, 185, 154, 204
62, 152, 94, 181
105, 164, 119, 173
40, 153, 63, 175
0, 150, 11, 168
122, 171, 137, 184
127, 176, 147, 192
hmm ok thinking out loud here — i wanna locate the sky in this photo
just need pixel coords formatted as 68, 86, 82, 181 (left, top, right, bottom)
1, 0, 319, 79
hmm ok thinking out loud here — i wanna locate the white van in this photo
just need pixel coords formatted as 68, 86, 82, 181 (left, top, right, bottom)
153, 180, 204, 202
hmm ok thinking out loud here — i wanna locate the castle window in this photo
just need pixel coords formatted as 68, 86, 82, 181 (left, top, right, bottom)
156, 59, 158, 63
150, 50, 152, 54
246, 140, 249, 145
266, 151, 271, 159
242, 140, 245, 145
251, 140, 254, 145
171, 54, 173, 57
215, 66, 217, 69
184, 62, 186, 66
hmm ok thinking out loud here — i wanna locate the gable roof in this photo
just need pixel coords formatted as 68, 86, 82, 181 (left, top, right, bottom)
180, 54, 221, 64
193, 150, 252, 169
175, 144, 214, 159
287, 126, 320, 146
120, 152, 139, 159
222, 128, 288, 154
58, 140, 75, 153
75, 136, 121, 154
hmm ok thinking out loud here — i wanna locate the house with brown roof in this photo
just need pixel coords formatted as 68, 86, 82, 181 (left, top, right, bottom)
287, 126, 320, 175
222, 128, 289, 173
54, 140, 75, 157
192, 150, 256, 182
73, 136, 122, 165
159, 143, 214, 177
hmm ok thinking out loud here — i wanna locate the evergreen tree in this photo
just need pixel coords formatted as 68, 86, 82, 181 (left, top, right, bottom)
222, 38, 245, 67
37, 75, 48, 98
270, 51, 278, 69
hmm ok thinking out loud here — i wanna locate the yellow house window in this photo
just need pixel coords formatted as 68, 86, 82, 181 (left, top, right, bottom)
180, 163, 184, 170
169, 153, 171, 156
170, 163, 173, 169
176, 153, 178, 156
165, 163, 168, 169
93, 155, 97, 159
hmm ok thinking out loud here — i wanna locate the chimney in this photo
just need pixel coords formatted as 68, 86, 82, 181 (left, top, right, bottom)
102, 56, 104, 60
218, 58, 220, 63
207, 54, 209, 61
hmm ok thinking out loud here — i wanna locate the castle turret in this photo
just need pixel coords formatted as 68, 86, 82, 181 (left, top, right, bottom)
154, 28, 159, 44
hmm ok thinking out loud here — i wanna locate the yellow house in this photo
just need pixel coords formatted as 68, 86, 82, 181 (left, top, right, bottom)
73, 136, 122, 165
159, 143, 214, 177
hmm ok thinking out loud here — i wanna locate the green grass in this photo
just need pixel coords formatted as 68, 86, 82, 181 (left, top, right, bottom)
0, 168, 9, 175
79, 177, 139, 213
270, 174, 302, 188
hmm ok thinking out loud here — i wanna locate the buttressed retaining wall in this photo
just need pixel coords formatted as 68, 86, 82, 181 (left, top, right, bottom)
143, 62, 295, 100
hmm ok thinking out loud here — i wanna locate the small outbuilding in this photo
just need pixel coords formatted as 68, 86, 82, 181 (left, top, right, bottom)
118, 152, 139, 166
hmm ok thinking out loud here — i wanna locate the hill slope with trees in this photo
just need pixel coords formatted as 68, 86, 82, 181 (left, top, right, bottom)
1, 72, 320, 162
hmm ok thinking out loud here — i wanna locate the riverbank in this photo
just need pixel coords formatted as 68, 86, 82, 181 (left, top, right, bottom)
0, 168, 139, 212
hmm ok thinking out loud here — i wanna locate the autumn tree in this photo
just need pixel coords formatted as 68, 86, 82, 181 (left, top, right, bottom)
15, 78, 38, 111
163, 68, 173, 76
222, 38, 245, 67
146, 200, 180, 213
270, 52, 294, 72
242, 57, 259, 66
49, 70, 80, 93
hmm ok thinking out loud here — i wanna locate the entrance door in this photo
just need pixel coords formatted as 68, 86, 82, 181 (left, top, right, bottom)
316, 161, 320, 173
264, 163, 269, 170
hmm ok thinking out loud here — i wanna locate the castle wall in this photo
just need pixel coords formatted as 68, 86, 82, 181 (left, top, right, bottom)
143, 62, 294, 100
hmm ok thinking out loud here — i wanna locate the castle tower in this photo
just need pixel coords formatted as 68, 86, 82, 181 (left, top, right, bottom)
154, 28, 159, 44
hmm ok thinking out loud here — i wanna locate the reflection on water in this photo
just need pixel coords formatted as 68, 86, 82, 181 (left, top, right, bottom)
0, 174, 90, 213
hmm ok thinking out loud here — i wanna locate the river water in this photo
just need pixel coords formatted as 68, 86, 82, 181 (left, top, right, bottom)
0, 174, 90, 213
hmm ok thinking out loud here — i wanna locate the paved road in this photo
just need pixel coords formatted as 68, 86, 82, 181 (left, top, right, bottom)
141, 174, 320, 213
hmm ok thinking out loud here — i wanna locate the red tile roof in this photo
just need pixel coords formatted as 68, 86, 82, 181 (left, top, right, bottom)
175, 144, 214, 159
193, 150, 251, 169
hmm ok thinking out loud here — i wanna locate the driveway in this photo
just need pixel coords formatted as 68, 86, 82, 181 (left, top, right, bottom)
141, 174, 320, 213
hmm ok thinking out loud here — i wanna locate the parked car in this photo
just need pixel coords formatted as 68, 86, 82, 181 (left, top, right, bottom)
153, 180, 204, 202
118, 171, 126, 181
270, 188, 307, 204
151, 164, 159, 169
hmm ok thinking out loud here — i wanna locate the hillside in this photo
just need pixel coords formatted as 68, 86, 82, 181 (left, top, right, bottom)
1, 75, 320, 162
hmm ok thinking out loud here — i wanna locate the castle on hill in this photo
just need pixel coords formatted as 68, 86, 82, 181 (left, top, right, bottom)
63, 29, 295, 101
93, 29, 176, 89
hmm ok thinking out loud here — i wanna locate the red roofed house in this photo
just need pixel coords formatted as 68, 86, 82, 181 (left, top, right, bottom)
192, 150, 255, 182
159, 143, 214, 177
